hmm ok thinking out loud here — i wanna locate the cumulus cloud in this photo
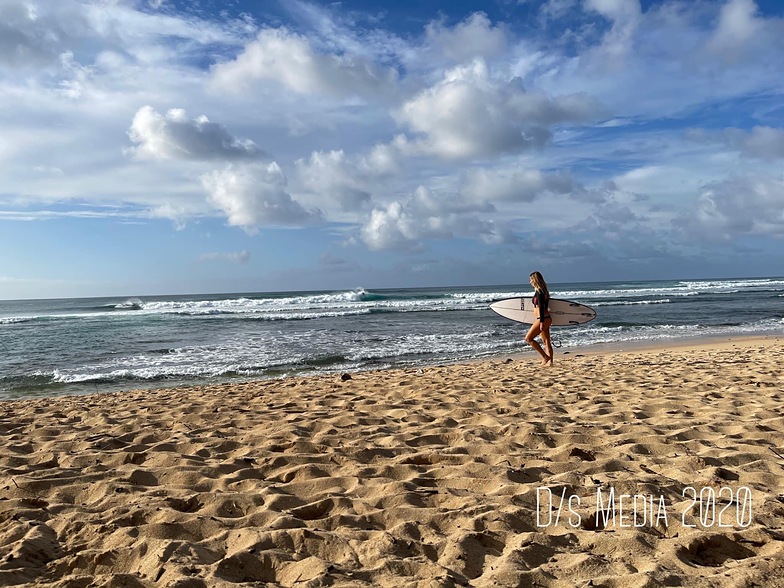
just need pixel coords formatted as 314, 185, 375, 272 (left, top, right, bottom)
686, 126, 784, 160
294, 144, 402, 213
201, 162, 321, 232
360, 186, 504, 251
583, 0, 642, 67
688, 176, 784, 237
128, 106, 265, 162
295, 150, 372, 211
198, 250, 251, 264
210, 27, 398, 98
706, 0, 765, 63
394, 59, 600, 160
423, 12, 508, 64
4, 0, 784, 277
461, 167, 576, 202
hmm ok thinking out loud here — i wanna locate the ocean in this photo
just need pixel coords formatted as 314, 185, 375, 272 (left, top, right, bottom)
1, 277, 783, 401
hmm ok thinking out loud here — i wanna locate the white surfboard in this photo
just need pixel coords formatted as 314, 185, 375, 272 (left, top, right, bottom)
490, 297, 596, 326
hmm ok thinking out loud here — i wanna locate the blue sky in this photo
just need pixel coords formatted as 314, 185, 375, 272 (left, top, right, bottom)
1, 0, 783, 299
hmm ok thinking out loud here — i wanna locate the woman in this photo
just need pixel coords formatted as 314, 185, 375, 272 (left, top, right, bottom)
525, 271, 553, 366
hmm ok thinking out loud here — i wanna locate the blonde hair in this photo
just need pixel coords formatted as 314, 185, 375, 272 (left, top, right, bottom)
529, 271, 549, 297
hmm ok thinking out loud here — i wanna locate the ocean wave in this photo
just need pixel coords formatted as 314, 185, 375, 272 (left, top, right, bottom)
0, 311, 138, 324
559, 278, 784, 300
112, 298, 144, 310
592, 299, 671, 307
148, 293, 488, 318
3, 278, 781, 326
558, 287, 700, 299
0, 317, 32, 325
679, 278, 784, 291
47, 365, 262, 384
573, 317, 783, 347
245, 309, 374, 320
451, 292, 532, 306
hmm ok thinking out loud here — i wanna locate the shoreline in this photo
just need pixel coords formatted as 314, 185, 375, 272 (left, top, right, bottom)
465, 332, 784, 376
2, 336, 783, 586
558, 332, 784, 356
4, 333, 782, 403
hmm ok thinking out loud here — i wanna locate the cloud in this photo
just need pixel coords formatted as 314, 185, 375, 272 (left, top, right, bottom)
0, 1, 87, 68
584, 0, 642, 66
532, 0, 783, 122
394, 59, 600, 160
706, 0, 765, 63
201, 162, 321, 232
3, 0, 784, 280
210, 27, 398, 98
686, 126, 784, 160
0, 207, 147, 222
360, 186, 505, 251
423, 12, 508, 64
127, 106, 265, 162
461, 166, 576, 203
538, 0, 580, 23
198, 250, 251, 264
0, 0, 249, 72
295, 150, 372, 211
688, 176, 784, 238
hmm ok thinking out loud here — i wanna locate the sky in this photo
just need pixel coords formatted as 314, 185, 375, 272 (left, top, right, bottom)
1, 0, 783, 299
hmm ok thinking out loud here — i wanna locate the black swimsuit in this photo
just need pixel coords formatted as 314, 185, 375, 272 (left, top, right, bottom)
532, 290, 551, 322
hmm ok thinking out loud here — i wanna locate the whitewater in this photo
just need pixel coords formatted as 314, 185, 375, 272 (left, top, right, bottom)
1, 277, 782, 400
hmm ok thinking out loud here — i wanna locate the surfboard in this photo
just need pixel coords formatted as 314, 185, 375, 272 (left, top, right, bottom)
490, 297, 596, 326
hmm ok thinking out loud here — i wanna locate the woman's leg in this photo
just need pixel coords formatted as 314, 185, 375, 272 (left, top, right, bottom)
525, 321, 549, 362
540, 319, 553, 365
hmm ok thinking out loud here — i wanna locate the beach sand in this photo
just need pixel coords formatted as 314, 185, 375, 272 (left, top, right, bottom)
2, 337, 784, 587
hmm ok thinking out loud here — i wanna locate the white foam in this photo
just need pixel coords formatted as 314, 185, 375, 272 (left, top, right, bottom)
0, 317, 30, 325
558, 278, 784, 300
592, 299, 671, 306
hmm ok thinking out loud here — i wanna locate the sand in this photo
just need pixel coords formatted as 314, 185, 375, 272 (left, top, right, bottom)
1, 337, 784, 587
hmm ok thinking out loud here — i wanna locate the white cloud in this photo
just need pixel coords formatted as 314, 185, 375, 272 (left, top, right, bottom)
394, 59, 599, 161
127, 106, 265, 162
423, 12, 508, 64
210, 27, 398, 98
2, 0, 784, 281
533, 0, 784, 121
0, 0, 249, 71
360, 186, 505, 251
294, 144, 403, 214
198, 250, 251, 264
538, 0, 579, 23
706, 0, 764, 63
690, 176, 784, 237
583, 0, 642, 67
360, 143, 402, 176
461, 166, 575, 202
201, 162, 321, 232
81, 2, 250, 65
295, 150, 372, 212
147, 202, 201, 230
0, 1, 88, 68
686, 126, 784, 160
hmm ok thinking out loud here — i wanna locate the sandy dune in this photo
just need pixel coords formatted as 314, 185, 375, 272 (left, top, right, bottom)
2, 337, 784, 587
